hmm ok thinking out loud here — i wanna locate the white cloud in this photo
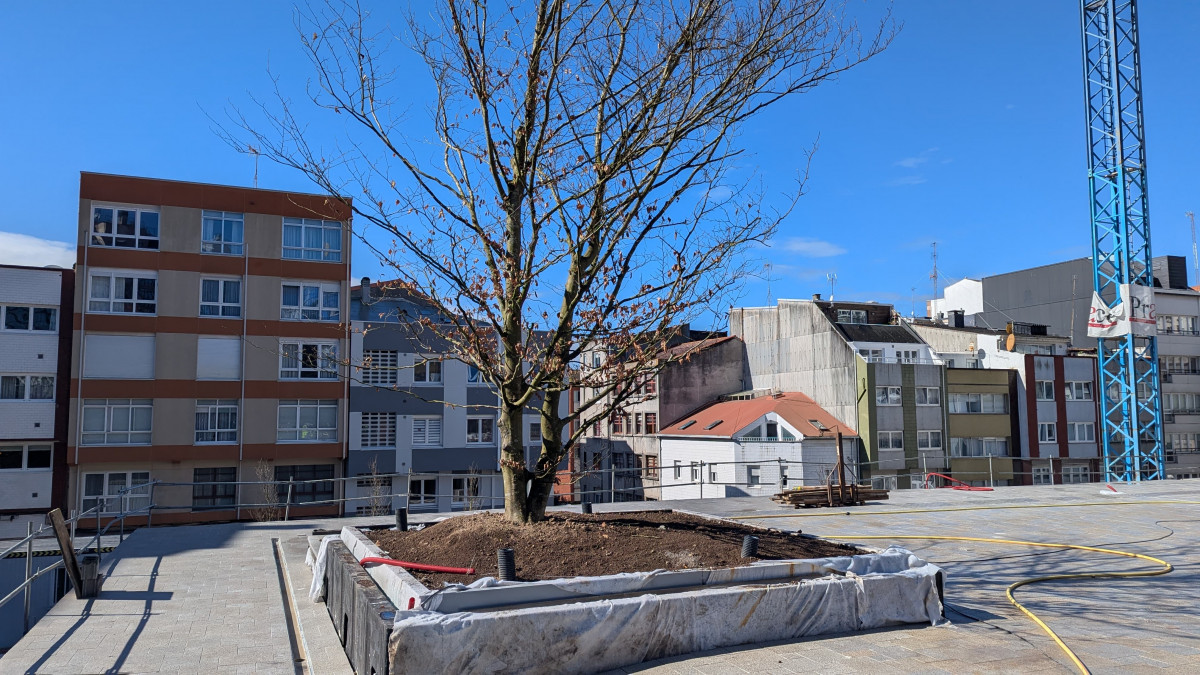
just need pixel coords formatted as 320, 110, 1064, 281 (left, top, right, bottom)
0, 232, 75, 268
886, 175, 928, 187
778, 237, 846, 257
894, 156, 928, 169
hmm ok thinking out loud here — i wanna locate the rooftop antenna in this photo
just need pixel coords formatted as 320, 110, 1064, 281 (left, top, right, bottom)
930, 242, 939, 307
826, 272, 837, 301
1189, 211, 1197, 286
911, 286, 916, 318
248, 145, 261, 188
764, 262, 773, 305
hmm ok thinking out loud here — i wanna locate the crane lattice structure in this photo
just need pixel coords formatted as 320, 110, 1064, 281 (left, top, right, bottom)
1081, 0, 1164, 481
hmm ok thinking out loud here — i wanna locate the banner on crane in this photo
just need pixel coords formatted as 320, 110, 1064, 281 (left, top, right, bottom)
1087, 284, 1156, 338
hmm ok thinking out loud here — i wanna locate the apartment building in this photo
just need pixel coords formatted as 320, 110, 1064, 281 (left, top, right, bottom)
731, 297, 947, 489
0, 265, 73, 514
931, 255, 1195, 480
911, 320, 1102, 485
346, 280, 504, 514
68, 173, 351, 523
571, 334, 744, 502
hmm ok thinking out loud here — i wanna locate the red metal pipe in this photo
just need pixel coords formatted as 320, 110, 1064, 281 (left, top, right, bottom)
924, 472, 994, 491
359, 556, 476, 575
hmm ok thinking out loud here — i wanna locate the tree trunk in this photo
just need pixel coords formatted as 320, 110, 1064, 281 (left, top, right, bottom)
500, 398, 532, 524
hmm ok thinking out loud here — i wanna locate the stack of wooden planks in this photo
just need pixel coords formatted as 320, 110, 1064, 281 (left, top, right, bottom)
770, 484, 889, 509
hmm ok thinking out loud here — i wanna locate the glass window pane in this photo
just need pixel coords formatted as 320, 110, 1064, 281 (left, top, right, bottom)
298, 406, 317, 428
32, 307, 56, 331
84, 473, 105, 496
29, 377, 54, 399
91, 275, 111, 300
139, 212, 159, 237
1, 376, 25, 399
223, 280, 240, 304
5, 306, 30, 330
302, 286, 320, 307
318, 404, 337, 428
137, 278, 156, 301
26, 446, 51, 469
201, 279, 220, 303
283, 224, 303, 248
282, 285, 299, 307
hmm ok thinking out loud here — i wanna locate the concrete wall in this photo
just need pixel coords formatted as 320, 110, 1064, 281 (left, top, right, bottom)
976, 258, 1094, 342
659, 437, 837, 500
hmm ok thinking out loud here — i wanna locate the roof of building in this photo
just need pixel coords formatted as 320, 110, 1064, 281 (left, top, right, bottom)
661, 392, 856, 439
659, 335, 739, 360
835, 323, 923, 344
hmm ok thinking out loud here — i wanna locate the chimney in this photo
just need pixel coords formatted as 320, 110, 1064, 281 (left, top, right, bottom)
360, 277, 372, 302
811, 293, 821, 302
950, 310, 965, 328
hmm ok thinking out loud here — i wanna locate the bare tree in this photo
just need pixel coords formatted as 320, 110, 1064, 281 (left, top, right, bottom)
251, 459, 282, 522
226, 0, 893, 524
364, 456, 390, 516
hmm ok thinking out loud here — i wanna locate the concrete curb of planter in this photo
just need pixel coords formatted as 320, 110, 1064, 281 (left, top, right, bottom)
314, 520, 945, 675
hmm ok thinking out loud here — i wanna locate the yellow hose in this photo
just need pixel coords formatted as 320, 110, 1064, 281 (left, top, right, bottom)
816, 534, 1174, 675
739, 499, 1200, 674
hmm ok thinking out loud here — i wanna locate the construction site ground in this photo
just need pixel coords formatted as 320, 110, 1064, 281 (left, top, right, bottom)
1, 480, 1198, 674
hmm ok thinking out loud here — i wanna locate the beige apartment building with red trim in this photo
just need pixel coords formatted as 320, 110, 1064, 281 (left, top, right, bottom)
67, 173, 351, 524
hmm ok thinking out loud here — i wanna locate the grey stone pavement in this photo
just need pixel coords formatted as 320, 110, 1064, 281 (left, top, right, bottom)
2, 480, 1199, 674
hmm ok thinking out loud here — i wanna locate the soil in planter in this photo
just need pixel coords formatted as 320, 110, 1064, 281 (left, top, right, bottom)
366, 510, 860, 587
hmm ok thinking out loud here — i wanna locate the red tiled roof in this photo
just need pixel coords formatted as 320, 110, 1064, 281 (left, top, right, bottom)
661, 392, 856, 439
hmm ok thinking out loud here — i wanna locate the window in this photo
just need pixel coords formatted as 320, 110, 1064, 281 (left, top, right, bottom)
1066, 422, 1095, 443
709, 467, 718, 483
0, 375, 54, 400
201, 210, 244, 255
876, 386, 901, 406
412, 416, 442, 446
413, 359, 442, 384
948, 393, 1008, 414
916, 387, 941, 406
1165, 393, 1200, 413
642, 376, 657, 395
2, 306, 56, 332
279, 341, 338, 379
196, 338, 241, 380
361, 412, 397, 447
878, 430, 903, 450
1035, 380, 1055, 401
85, 335, 155, 379
362, 350, 398, 386
467, 417, 495, 444
673, 460, 682, 479
949, 437, 1008, 457
82, 471, 151, 513
645, 413, 657, 435
276, 400, 338, 441
283, 217, 342, 261
634, 413, 643, 434
897, 350, 919, 364
1064, 381, 1093, 401
275, 465, 335, 504
467, 365, 482, 384
88, 271, 156, 314
1166, 433, 1200, 453
0, 444, 51, 471
281, 282, 340, 321
612, 414, 626, 435
837, 309, 867, 324
917, 430, 942, 451
1032, 465, 1053, 485
1063, 465, 1091, 484
194, 399, 238, 443
192, 467, 236, 509
859, 348, 883, 362
747, 465, 761, 485
529, 422, 542, 443
81, 399, 152, 445
646, 455, 658, 478
690, 462, 699, 481
452, 477, 479, 505
200, 278, 241, 318
410, 478, 437, 506
1157, 314, 1197, 335
1160, 356, 1200, 375
90, 206, 159, 249
1038, 422, 1057, 443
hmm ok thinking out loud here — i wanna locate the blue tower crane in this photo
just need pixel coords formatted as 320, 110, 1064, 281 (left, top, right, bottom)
1080, 0, 1164, 481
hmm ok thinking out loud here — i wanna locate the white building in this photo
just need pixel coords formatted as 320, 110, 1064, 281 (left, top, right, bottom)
658, 391, 857, 500
0, 265, 69, 515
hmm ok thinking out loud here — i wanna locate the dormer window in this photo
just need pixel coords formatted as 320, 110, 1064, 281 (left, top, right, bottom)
837, 309, 867, 324
704, 419, 723, 430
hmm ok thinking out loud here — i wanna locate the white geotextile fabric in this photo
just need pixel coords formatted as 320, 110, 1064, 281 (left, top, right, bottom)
307, 534, 340, 602
390, 547, 943, 674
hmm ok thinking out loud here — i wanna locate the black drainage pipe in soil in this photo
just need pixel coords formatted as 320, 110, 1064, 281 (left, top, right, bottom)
741, 535, 759, 558
497, 548, 516, 581
396, 507, 408, 531
581, 502, 593, 514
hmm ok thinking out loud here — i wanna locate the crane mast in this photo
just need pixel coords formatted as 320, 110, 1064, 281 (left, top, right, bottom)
1081, 0, 1164, 481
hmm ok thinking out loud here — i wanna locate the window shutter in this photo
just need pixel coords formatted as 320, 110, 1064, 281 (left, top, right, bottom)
197, 338, 242, 380
84, 335, 155, 378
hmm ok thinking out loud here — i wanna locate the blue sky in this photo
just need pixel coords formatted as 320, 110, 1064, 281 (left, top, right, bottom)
3, 1, 1199, 322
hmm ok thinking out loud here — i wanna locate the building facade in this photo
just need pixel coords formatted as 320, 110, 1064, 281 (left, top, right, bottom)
731, 298, 948, 488
346, 281, 505, 514
0, 265, 73, 515
68, 173, 351, 523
